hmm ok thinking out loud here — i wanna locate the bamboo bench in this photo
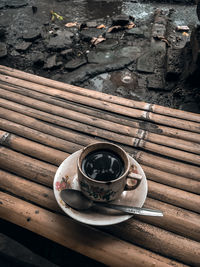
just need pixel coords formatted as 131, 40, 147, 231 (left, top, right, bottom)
0, 64, 199, 266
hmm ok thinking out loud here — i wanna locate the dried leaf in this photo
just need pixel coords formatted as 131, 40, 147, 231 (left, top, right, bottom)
107, 25, 122, 33
182, 32, 189, 37
91, 36, 106, 46
97, 24, 106, 29
125, 22, 135, 29
65, 22, 79, 28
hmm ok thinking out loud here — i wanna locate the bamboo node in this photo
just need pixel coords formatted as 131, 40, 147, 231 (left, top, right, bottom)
0, 132, 10, 145
133, 138, 140, 147
141, 111, 150, 120
137, 129, 146, 139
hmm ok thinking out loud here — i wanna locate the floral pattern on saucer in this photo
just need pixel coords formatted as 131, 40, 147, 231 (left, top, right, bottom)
55, 175, 70, 191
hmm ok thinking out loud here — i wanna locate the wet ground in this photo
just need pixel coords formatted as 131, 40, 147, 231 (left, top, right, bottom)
0, 0, 200, 266
0, 0, 200, 113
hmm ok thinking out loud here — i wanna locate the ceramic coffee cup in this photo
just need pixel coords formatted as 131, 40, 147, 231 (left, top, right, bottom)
77, 142, 142, 202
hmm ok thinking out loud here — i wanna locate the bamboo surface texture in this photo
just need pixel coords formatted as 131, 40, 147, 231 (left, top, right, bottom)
0, 65, 200, 266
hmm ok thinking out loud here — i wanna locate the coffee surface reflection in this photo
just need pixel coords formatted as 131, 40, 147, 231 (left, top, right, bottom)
81, 149, 125, 182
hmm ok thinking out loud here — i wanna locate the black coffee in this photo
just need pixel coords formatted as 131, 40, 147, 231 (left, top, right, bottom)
81, 149, 125, 182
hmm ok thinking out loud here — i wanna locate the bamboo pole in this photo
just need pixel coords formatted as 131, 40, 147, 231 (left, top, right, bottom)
141, 165, 200, 194
134, 151, 200, 181
0, 118, 83, 154
0, 146, 56, 187
0, 74, 199, 133
0, 146, 199, 214
148, 180, 200, 213
1, 98, 200, 166
1, 81, 199, 144
0, 118, 198, 194
138, 140, 200, 166
0, 191, 185, 267
0, 169, 59, 212
0, 101, 134, 146
143, 197, 200, 242
106, 217, 200, 266
1, 169, 199, 243
1, 106, 199, 181
1, 88, 200, 157
0, 107, 98, 147
151, 104, 200, 123
0, 64, 199, 123
0, 130, 68, 166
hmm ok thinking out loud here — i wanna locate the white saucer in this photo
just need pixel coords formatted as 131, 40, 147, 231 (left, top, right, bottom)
53, 149, 148, 226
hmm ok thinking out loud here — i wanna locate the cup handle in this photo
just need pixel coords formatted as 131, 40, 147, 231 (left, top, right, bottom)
125, 172, 142, 191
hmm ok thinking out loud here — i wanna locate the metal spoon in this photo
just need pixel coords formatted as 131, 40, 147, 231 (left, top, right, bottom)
60, 189, 163, 217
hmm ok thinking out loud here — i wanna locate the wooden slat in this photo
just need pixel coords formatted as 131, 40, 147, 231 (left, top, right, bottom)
0, 118, 83, 154
1, 81, 199, 144
0, 107, 98, 147
1, 124, 199, 195
0, 191, 185, 267
1, 97, 200, 166
1, 169, 199, 243
134, 151, 200, 181
0, 146, 56, 187
105, 218, 200, 266
148, 180, 200, 213
0, 130, 68, 166
0, 88, 200, 160
0, 73, 199, 133
0, 170, 59, 212
1, 107, 200, 181
0, 64, 199, 123
0, 146, 199, 214
0, 65, 199, 267
142, 165, 200, 195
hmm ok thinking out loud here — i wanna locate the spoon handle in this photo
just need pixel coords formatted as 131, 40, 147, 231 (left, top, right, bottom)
98, 203, 163, 217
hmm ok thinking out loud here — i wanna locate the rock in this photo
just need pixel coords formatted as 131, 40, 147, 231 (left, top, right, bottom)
64, 57, 87, 70
147, 73, 165, 90
46, 30, 74, 51
137, 52, 155, 73
32, 52, 45, 66
87, 50, 113, 64
15, 41, 32, 51
5, 0, 28, 8
126, 27, 145, 38
88, 46, 141, 64
166, 48, 184, 80
60, 48, 73, 58
112, 15, 131, 26
23, 29, 41, 41
10, 50, 20, 57
152, 23, 166, 38
0, 26, 6, 38
95, 39, 118, 50
44, 54, 57, 69
80, 28, 105, 42
63, 49, 140, 85
86, 20, 99, 28
0, 42, 7, 57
